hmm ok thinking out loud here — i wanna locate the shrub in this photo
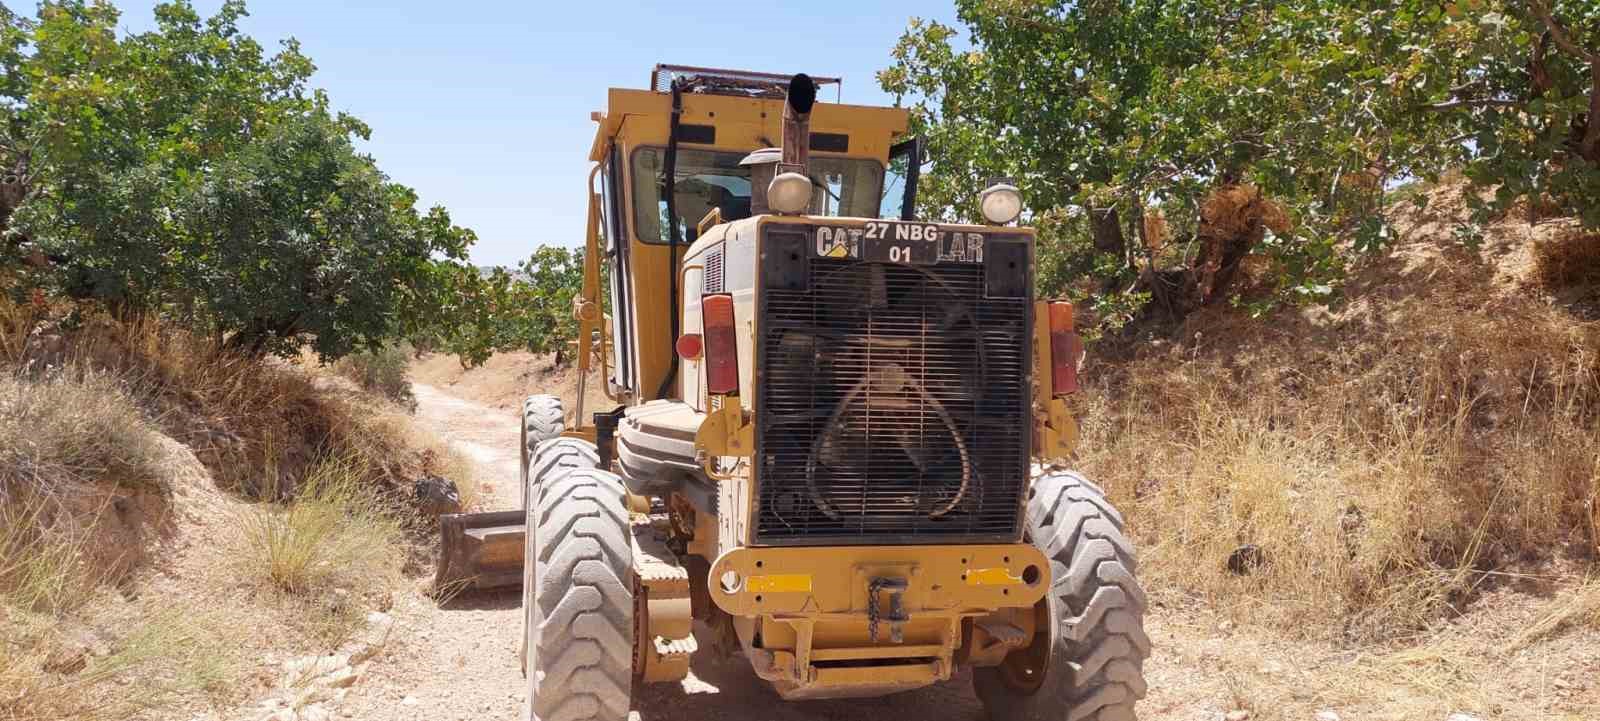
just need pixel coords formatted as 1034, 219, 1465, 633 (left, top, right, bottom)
336, 345, 417, 410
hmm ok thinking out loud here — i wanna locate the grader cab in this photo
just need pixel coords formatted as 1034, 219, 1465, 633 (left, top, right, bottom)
435, 65, 1148, 721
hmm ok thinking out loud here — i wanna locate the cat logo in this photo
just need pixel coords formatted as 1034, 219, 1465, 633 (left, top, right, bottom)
815, 225, 861, 259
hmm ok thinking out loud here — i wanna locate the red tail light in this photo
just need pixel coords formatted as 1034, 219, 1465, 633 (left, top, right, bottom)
1048, 301, 1080, 396
675, 333, 703, 360
702, 294, 739, 395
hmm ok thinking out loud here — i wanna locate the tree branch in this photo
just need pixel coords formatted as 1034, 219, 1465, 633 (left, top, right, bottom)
1528, 1, 1597, 62
1421, 98, 1525, 111
1528, 1, 1600, 159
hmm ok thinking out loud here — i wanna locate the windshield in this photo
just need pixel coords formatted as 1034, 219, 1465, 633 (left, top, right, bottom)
631, 148, 884, 243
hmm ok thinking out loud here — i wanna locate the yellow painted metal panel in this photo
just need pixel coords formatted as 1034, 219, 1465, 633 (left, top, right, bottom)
746, 574, 813, 594
965, 567, 1025, 587
709, 544, 1049, 618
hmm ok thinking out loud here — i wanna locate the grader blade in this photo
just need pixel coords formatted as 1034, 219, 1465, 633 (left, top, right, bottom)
434, 510, 526, 593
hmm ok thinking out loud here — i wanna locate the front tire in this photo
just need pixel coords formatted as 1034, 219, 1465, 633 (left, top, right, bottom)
975, 471, 1150, 721
519, 437, 601, 673
520, 395, 566, 510
522, 467, 635, 721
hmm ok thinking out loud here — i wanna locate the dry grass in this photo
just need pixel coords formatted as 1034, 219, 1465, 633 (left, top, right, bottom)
0, 301, 469, 718
0, 498, 97, 616
331, 403, 481, 514
1, 490, 241, 721
0, 301, 475, 510
1509, 577, 1600, 651
236, 455, 403, 595
0, 373, 170, 612
1081, 195, 1600, 638
0, 374, 168, 497
232, 454, 406, 649
0, 608, 215, 721
1201, 183, 1293, 238
1533, 229, 1600, 289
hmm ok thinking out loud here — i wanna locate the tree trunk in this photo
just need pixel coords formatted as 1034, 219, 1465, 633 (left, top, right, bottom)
1090, 207, 1125, 258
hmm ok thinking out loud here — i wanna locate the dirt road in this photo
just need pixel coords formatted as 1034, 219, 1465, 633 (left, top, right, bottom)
348, 382, 1213, 721
337, 374, 1600, 721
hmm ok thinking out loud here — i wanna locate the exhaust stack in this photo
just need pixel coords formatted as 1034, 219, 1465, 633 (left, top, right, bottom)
780, 73, 817, 176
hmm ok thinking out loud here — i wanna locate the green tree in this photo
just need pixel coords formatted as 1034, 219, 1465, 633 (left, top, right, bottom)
882, 1, 1579, 324
514, 246, 585, 363
1, 1, 482, 360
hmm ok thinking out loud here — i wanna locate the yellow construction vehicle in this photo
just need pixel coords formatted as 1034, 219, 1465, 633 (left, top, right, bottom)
435, 65, 1148, 721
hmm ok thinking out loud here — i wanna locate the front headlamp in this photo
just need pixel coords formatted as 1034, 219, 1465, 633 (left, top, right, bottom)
979, 183, 1023, 225
767, 172, 813, 215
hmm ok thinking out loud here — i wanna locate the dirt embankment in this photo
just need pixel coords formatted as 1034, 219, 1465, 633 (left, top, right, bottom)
0, 315, 477, 721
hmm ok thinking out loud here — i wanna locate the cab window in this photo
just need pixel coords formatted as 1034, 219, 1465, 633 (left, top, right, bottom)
630, 148, 884, 243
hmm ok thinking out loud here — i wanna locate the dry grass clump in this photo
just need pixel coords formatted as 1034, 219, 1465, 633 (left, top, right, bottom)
0, 373, 168, 497
331, 403, 480, 514
1533, 229, 1600, 289
1079, 229, 1600, 638
0, 373, 170, 605
0, 498, 99, 616
236, 455, 403, 595
0, 606, 221, 721
231, 454, 407, 648
1509, 577, 1600, 651
1201, 183, 1293, 239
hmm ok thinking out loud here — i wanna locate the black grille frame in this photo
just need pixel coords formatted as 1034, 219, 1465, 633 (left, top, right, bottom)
752, 226, 1034, 546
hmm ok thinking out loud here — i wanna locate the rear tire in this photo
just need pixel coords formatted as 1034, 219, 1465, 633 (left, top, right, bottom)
521, 467, 634, 721
520, 395, 565, 509
520, 437, 600, 673
975, 471, 1150, 721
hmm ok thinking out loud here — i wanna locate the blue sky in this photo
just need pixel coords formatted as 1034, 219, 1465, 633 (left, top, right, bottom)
109, 1, 962, 266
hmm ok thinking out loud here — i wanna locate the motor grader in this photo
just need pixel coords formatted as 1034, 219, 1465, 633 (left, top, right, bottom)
436, 65, 1148, 721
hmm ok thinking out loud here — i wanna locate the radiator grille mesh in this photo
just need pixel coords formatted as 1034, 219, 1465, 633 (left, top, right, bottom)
703, 247, 725, 294
754, 257, 1031, 544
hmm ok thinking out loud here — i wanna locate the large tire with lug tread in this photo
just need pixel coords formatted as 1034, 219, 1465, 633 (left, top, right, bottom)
521, 467, 634, 721
520, 395, 565, 509
975, 471, 1150, 721
519, 436, 601, 673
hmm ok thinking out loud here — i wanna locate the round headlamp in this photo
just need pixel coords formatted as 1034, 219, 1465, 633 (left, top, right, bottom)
979, 183, 1023, 225
767, 172, 813, 215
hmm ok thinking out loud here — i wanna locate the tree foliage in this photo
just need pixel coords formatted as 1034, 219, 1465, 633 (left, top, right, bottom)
1403, 0, 1600, 229
0, 1, 483, 360
417, 246, 592, 368
884, 1, 1600, 326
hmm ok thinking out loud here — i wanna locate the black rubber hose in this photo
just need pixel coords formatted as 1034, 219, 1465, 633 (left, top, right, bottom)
655, 80, 684, 402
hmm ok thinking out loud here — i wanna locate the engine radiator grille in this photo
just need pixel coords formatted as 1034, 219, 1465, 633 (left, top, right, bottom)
754, 242, 1032, 545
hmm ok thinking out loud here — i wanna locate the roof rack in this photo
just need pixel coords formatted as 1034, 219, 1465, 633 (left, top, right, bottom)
650, 64, 843, 101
